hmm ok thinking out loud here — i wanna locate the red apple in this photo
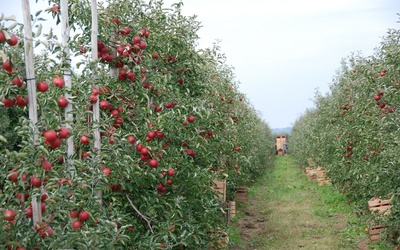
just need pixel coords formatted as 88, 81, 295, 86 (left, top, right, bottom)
11, 76, 23, 87
0, 31, 5, 43
30, 175, 42, 187
52, 77, 65, 88
70, 210, 79, 218
58, 96, 69, 108
127, 135, 136, 144
58, 127, 70, 139
7, 34, 18, 46
102, 167, 111, 176
16, 96, 28, 107
2, 59, 12, 73
72, 220, 82, 229
43, 130, 57, 141
80, 135, 89, 144
148, 159, 158, 168
4, 209, 17, 221
187, 115, 195, 123
2, 98, 15, 107
79, 211, 90, 221
167, 168, 175, 177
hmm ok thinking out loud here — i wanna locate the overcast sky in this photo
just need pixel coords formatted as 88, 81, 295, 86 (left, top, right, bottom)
165, 0, 399, 128
2, 0, 399, 128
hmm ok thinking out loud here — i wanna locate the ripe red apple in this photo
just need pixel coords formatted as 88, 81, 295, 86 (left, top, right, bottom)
43, 130, 57, 141
49, 137, 62, 149
2, 98, 15, 107
42, 160, 53, 170
133, 36, 141, 44
2, 59, 12, 73
52, 76, 65, 88
89, 95, 98, 104
0, 31, 5, 43
148, 159, 158, 168
112, 17, 120, 24
7, 34, 18, 46
234, 147, 241, 152
139, 40, 147, 50
80, 135, 89, 144
152, 52, 159, 59
58, 96, 69, 108
35, 222, 53, 238
25, 207, 33, 218
374, 95, 380, 101
16, 96, 28, 107
136, 143, 143, 152
127, 135, 136, 144
166, 179, 173, 185
167, 168, 175, 177
72, 220, 82, 229
119, 26, 131, 36
8, 170, 18, 182
100, 100, 109, 110
70, 210, 79, 218
187, 115, 195, 123
58, 127, 70, 139
102, 167, 111, 176
141, 147, 149, 156
147, 131, 156, 139
11, 76, 23, 87
4, 209, 17, 221
79, 211, 90, 221
30, 175, 42, 187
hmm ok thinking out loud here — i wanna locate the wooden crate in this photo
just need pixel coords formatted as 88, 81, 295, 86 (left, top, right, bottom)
229, 201, 236, 221
235, 187, 248, 203
367, 222, 386, 243
368, 197, 392, 216
212, 179, 226, 202
305, 167, 317, 181
209, 230, 228, 249
316, 167, 331, 186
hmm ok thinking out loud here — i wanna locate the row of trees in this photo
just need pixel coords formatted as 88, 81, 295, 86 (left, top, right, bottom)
290, 20, 400, 244
0, 0, 274, 249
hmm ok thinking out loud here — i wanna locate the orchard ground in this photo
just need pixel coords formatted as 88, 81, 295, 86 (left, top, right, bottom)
228, 156, 396, 250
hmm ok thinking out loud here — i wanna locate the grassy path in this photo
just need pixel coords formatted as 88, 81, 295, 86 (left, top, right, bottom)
229, 155, 371, 250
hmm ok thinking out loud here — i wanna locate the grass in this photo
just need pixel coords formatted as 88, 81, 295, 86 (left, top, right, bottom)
228, 155, 397, 250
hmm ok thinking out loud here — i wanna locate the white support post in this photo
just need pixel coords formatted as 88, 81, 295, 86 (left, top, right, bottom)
21, 0, 42, 225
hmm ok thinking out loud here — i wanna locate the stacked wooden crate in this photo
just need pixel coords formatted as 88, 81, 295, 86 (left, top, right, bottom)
316, 167, 331, 186
305, 167, 317, 181
212, 179, 226, 202
366, 196, 393, 243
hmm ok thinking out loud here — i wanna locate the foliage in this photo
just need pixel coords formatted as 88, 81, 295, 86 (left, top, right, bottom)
0, 1, 274, 249
291, 25, 400, 246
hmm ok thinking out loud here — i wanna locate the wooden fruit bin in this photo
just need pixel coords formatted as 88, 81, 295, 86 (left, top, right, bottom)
368, 197, 392, 216
229, 201, 236, 221
212, 179, 226, 202
209, 230, 228, 249
366, 221, 386, 243
305, 167, 317, 181
235, 186, 248, 203
366, 196, 393, 242
316, 167, 331, 186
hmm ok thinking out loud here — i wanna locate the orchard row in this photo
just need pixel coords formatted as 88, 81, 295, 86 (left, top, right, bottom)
290, 25, 400, 244
0, 1, 274, 249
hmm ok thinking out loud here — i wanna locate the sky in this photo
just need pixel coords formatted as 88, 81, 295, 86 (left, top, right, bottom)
1, 0, 399, 128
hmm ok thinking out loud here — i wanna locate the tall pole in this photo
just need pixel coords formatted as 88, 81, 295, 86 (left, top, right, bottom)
21, 0, 42, 225
60, 0, 75, 174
